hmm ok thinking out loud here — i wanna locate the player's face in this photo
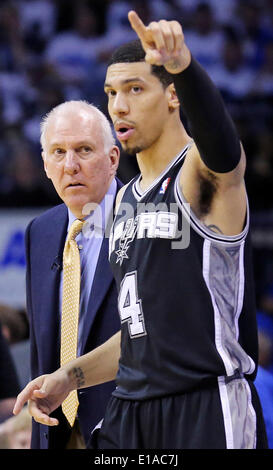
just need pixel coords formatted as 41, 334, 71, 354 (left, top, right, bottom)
105, 62, 171, 155
43, 109, 119, 218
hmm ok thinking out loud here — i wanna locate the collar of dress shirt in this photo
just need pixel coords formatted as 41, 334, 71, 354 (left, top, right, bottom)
67, 178, 117, 236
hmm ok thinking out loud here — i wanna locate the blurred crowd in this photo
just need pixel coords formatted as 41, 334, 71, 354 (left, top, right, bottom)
0, 0, 272, 208
0, 0, 273, 449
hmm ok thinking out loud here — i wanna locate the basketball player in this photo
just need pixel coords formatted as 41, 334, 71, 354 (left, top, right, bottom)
13, 11, 268, 449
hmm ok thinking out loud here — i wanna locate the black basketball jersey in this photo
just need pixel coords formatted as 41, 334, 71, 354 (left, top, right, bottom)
109, 143, 258, 401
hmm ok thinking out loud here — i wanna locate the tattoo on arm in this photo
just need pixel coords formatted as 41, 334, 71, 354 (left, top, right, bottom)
72, 367, 85, 388
206, 224, 223, 234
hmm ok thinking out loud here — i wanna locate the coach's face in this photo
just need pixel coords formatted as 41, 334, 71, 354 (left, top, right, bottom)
43, 109, 119, 219
105, 61, 175, 155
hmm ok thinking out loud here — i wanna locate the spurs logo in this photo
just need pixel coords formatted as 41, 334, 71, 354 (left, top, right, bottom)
110, 210, 182, 264
115, 217, 139, 265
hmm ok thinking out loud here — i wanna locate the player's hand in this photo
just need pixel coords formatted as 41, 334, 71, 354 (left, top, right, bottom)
128, 10, 191, 74
13, 369, 71, 426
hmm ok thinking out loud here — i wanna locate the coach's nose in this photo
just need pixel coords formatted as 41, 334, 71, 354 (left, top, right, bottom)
64, 150, 80, 174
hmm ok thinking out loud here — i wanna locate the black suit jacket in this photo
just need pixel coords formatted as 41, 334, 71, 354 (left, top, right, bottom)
25, 178, 122, 448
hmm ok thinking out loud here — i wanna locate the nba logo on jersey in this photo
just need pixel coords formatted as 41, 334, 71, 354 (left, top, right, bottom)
159, 177, 171, 194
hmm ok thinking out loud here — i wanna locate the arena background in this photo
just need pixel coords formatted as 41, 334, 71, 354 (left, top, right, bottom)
0, 0, 272, 448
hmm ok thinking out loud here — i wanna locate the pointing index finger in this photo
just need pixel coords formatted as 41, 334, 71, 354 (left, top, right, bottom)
13, 382, 40, 415
128, 10, 147, 41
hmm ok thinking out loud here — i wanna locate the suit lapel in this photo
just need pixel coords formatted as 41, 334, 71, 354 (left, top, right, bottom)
37, 205, 68, 371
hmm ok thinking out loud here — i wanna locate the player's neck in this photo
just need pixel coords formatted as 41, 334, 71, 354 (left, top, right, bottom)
136, 121, 190, 191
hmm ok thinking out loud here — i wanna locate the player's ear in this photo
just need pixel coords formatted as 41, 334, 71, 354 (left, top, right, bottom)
166, 83, 180, 111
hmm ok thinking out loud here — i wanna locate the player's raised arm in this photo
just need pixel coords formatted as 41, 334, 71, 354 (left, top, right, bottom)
128, 10, 243, 182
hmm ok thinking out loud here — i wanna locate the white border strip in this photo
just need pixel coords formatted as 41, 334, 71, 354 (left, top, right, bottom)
234, 242, 245, 340
218, 376, 234, 449
244, 378, 257, 448
234, 242, 256, 375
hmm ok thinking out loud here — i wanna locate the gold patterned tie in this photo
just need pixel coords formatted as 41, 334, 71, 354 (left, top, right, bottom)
60, 218, 84, 427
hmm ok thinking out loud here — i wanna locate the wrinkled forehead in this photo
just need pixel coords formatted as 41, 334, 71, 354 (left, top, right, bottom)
50, 108, 95, 133
45, 108, 100, 146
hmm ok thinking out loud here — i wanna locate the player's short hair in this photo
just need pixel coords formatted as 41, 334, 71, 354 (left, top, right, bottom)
108, 39, 174, 89
40, 100, 115, 156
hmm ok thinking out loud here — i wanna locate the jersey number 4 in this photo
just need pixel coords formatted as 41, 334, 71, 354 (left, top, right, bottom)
118, 271, 146, 338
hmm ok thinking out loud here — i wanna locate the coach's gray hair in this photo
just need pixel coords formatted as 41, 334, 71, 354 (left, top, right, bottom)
40, 100, 115, 156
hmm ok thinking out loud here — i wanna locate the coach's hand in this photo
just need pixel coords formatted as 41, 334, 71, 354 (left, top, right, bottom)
13, 369, 71, 426
128, 10, 191, 74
